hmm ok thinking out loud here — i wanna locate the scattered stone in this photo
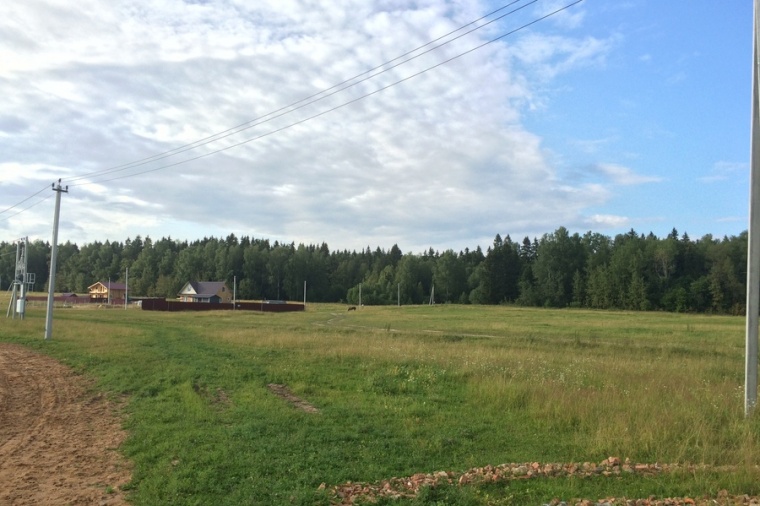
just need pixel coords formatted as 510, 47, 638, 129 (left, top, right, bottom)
327, 458, 760, 505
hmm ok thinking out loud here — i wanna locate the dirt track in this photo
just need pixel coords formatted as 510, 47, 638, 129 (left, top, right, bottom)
0, 343, 131, 505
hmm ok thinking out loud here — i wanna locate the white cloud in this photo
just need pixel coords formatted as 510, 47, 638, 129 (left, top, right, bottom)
509, 32, 618, 81
536, 0, 587, 30
570, 137, 617, 155
699, 161, 747, 183
0, 0, 648, 252
586, 214, 630, 229
593, 163, 662, 186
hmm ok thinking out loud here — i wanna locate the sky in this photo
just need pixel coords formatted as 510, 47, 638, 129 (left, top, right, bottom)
0, 0, 752, 254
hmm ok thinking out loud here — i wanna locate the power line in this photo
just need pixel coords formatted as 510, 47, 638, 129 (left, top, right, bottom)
0, 191, 54, 224
69, 0, 583, 187
65, 0, 536, 185
4, 0, 584, 220
0, 184, 53, 217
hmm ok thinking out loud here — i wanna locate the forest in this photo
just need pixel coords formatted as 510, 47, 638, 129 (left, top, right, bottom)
0, 226, 748, 314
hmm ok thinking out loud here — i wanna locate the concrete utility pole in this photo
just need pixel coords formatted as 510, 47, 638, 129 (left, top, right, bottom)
44, 180, 68, 340
747, 0, 760, 417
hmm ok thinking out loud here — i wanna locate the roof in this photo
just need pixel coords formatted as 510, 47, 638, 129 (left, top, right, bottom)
180, 281, 227, 297
88, 281, 127, 290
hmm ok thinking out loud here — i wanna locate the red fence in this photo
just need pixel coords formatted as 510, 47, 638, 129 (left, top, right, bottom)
139, 299, 305, 312
26, 296, 125, 305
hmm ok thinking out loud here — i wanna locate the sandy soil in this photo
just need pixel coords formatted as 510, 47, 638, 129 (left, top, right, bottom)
0, 343, 132, 505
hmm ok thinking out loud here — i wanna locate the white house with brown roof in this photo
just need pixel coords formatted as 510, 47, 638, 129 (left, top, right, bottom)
178, 281, 231, 303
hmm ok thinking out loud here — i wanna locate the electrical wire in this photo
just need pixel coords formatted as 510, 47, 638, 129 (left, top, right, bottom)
3, 0, 584, 222
64, 0, 537, 185
0, 192, 54, 224
68, 0, 584, 187
0, 184, 52, 216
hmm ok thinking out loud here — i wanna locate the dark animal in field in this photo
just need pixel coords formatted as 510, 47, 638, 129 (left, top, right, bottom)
348, 306, 356, 311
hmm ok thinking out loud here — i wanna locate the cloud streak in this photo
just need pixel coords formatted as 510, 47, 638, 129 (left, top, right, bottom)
2, 0, 644, 252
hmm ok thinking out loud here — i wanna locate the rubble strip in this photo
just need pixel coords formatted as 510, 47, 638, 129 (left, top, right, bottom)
326, 457, 757, 505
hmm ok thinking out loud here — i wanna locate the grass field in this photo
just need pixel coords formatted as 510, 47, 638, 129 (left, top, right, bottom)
2, 301, 760, 504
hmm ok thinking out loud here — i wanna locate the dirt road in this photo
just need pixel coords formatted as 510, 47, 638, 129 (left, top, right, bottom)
0, 343, 131, 505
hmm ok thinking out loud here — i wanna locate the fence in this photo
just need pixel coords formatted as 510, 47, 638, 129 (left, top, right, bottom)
26, 295, 126, 306
139, 299, 305, 312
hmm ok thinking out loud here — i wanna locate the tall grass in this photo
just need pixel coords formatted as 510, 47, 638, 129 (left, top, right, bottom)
1, 302, 759, 504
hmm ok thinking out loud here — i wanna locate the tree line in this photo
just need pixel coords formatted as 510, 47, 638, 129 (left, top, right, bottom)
0, 226, 748, 314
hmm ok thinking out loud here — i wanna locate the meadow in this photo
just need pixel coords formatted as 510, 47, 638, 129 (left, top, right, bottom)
2, 301, 760, 504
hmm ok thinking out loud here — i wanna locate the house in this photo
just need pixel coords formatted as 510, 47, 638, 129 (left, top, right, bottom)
88, 281, 127, 303
178, 281, 232, 304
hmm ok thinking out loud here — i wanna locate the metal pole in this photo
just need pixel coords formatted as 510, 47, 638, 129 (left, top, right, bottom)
19, 237, 27, 319
233, 275, 237, 310
125, 268, 128, 310
7, 243, 18, 318
11, 241, 20, 319
303, 280, 306, 306
746, 0, 760, 416
45, 181, 67, 340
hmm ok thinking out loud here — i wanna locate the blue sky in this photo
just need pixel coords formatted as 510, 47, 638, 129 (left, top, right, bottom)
526, 1, 750, 239
0, 0, 752, 253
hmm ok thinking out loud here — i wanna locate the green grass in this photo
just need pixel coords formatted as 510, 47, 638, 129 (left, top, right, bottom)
2, 302, 760, 504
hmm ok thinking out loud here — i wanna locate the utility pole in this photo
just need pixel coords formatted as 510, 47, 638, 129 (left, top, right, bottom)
18, 237, 28, 319
747, 0, 760, 416
44, 180, 68, 340
125, 267, 129, 310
